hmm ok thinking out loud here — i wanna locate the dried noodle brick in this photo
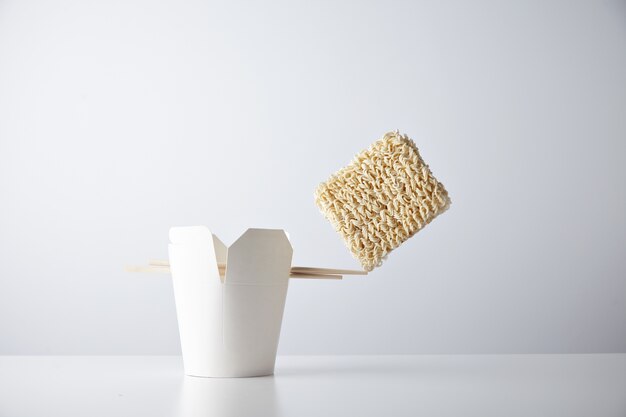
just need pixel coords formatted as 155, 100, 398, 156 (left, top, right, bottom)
314, 131, 451, 271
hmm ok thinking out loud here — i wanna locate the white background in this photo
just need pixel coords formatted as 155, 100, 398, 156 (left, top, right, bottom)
1, 0, 624, 355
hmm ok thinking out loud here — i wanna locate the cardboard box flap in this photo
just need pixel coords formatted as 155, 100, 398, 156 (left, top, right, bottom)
212, 234, 228, 264
225, 228, 292, 285
169, 226, 221, 283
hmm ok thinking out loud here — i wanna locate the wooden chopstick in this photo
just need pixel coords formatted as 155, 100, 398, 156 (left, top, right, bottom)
148, 260, 366, 276
289, 273, 342, 280
125, 265, 342, 280
290, 266, 367, 275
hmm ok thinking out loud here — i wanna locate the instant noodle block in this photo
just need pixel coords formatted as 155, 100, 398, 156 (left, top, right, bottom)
314, 131, 451, 271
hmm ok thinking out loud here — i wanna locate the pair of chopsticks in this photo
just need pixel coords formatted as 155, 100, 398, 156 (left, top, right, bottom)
125, 260, 367, 280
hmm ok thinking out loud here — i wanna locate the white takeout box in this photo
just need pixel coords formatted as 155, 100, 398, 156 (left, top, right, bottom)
168, 226, 292, 377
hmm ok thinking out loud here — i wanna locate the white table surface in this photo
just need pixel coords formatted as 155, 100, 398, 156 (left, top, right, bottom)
1, 355, 625, 417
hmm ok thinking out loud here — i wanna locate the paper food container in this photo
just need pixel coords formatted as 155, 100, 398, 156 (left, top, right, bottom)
168, 226, 292, 378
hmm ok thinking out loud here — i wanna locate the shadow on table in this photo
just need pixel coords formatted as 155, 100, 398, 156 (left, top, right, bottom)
176, 374, 281, 417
